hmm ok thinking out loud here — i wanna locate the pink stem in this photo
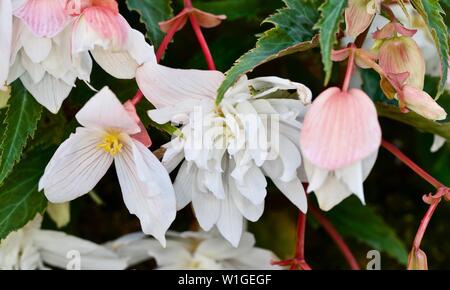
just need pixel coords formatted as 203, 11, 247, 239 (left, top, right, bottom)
189, 13, 217, 70
310, 205, 360, 270
413, 199, 440, 250
381, 139, 444, 189
156, 10, 187, 62
342, 46, 355, 92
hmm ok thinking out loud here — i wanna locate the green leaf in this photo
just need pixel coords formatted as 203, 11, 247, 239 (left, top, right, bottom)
0, 147, 53, 241
313, 0, 347, 85
215, 0, 321, 104
411, 0, 449, 98
0, 81, 42, 186
324, 197, 409, 264
126, 0, 174, 47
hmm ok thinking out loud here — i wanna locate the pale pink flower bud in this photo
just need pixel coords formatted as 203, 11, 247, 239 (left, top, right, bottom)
345, 0, 380, 38
402, 85, 447, 121
379, 36, 426, 90
407, 248, 428, 270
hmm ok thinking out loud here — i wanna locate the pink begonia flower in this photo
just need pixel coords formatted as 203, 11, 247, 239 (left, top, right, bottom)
159, 7, 226, 33
0, 0, 12, 91
345, 0, 381, 38
39, 87, 176, 246
8, 0, 87, 113
70, 0, 154, 79
300, 87, 382, 211
136, 61, 311, 246
7, 0, 152, 113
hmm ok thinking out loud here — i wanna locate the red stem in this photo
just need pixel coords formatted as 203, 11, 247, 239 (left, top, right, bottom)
381, 139, 444, 189
189, 14, 216, 70
413, 199, 440, 250
310, 205, 360, 270
156, 11, 187, 62
295, 212, 307, 260
342, 45, 355, 92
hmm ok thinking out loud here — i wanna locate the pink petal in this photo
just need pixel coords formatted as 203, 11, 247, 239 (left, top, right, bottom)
193, 8, 226, 29
136, 62, 224, 108
373, 22, 417, 40
159, 10, 188, 33
300, 87, 381, 170
82, 6, 128, 47
124, 101, 152, 148
345, 0, 375, 38
14, 0, 68, 38
403, 85, 447, 121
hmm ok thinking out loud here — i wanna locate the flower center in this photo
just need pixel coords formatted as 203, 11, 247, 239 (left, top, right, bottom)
97, 132, 123, 156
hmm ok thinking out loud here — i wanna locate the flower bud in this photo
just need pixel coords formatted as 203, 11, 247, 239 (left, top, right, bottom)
379, 36, 426, 90
403, 85, 447, 121
407, 248, 428, 270
345, 0, 379, 38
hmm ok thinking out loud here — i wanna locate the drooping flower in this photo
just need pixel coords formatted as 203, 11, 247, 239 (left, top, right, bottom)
8, 0, 86, 113
159, 6, 226, 33
39, 87, 176, 245
300, 87, 381, 211
0, 0, 12, 91
70, 0, 154, 79
0, 215, 127, 270
136, 61, 311, 246
345, 0, 381, 38
106, 230, 281, 270
8, 0, 153, 113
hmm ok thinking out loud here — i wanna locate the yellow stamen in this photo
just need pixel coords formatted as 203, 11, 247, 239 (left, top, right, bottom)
97, 132, 123, 156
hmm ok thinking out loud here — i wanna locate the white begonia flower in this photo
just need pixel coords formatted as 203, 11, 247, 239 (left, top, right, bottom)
136, 61, 311, 246
106, 230, 282, 270
39, 87, 176, 246
0, 215, 127, 270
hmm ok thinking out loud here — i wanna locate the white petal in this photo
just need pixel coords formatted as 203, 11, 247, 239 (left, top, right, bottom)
226, 248, 281, 270
20, 27, 52, 63
20, 72, 74, 113
335, 161, 365, 205
39, 127, 113, 202
216, 192, 243, 247
34, 230, 127, 270
147, 240, 192, 268
91, 47, 138, 79
196, 232, 255, 260
161, 140, 185, 173
192, 188, 221, 231
115, 137, 176, 246
75, 87, 140, 134
229, 176, 264, 222
173, 161, 195, 209
7, 56, 25, 84
0, 0, 12, 89
20, 51, 45, 83
126, 28, 156, 65
262, 158, 307, 212
136, 62, 224, 108
277, 135, 302, 182
304, 159, 352, 211
234, 165, 267, 205
431, 135, 446, 153
249, 76, 312, 104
